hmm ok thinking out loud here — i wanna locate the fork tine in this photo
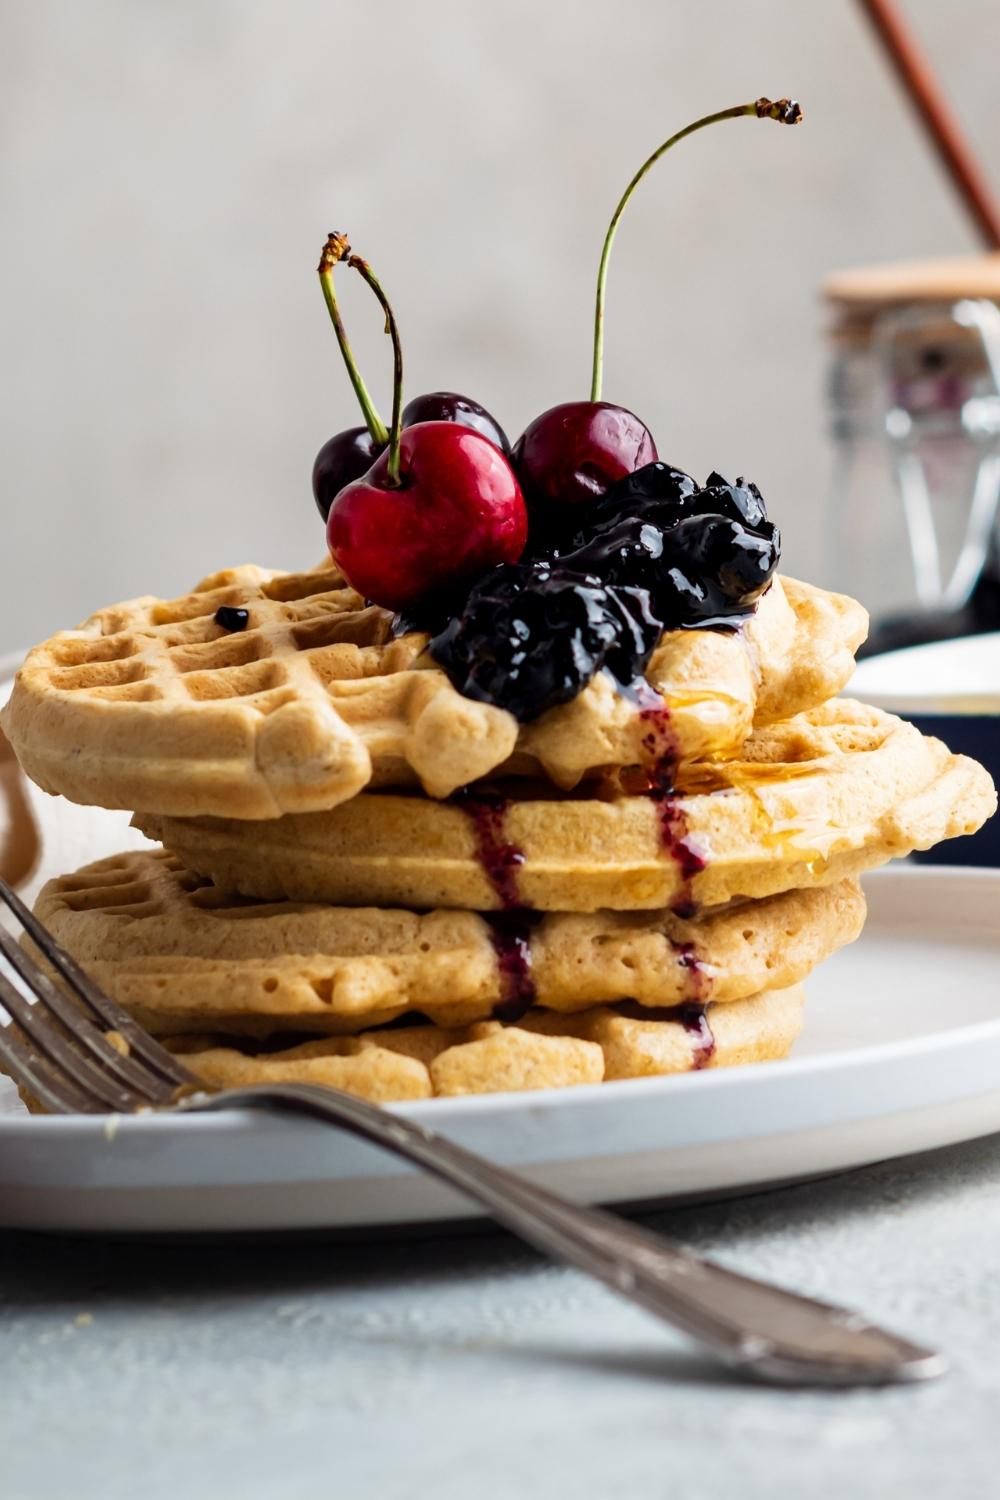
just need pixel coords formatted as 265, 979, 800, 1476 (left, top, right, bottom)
0, 924, 175, 1106
0, 1016, 107, 1114
0, 876, 191, 1088
0, 966, 156, 1111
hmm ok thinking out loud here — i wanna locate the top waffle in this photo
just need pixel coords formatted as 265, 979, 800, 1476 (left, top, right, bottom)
2, 562, 866, 820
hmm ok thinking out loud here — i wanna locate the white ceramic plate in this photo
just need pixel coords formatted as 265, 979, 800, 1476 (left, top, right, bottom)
3, 667, 1000, 1235
2, 865, 1000, 1234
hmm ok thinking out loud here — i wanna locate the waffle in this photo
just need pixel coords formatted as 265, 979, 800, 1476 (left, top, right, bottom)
31, 849, 863, 1036
2, 564, 866, 819
137, 700, 996, 913
160, 985, 806, 1101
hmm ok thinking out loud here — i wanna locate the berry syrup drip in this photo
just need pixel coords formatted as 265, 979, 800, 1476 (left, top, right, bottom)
613, 998, 716, 1070
656, 799, 708, 918
630, 683, 708, 917
452, 789, 539, 1024
454, 790, 525, 910
678, 1002, 716, 1070
674, 940, 709, 1004
487, 911, 540, 1025
634, 684, 679, 793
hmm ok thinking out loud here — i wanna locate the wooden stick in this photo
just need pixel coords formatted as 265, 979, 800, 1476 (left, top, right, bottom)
857, 0, 1000, 250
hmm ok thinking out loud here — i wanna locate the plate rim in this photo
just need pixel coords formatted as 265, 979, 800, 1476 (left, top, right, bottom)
849, 631, 1000, 716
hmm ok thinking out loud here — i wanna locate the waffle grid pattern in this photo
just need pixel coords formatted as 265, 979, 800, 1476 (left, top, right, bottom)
37, 565, 408, 706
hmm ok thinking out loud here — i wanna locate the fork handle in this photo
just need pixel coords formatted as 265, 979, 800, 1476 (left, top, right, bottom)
185, 1082, 943, 1387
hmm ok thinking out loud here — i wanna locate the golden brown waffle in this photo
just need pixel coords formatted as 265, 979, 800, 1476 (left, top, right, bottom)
138, 701, 996, 913
31, 850, 862, 1036
161, 985, 805, 1101
2, 565, 866, 819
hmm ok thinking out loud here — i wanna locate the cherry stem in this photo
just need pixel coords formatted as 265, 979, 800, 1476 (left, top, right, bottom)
348, 253, 404, 487
317, 233, 389, 447
590, 97, 803, 403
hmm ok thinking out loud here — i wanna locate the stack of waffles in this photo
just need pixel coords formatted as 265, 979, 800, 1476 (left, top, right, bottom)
3, 561, 994, 1102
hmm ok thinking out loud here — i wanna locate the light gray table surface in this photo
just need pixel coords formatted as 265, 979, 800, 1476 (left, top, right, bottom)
3, 1133, 1000, 1500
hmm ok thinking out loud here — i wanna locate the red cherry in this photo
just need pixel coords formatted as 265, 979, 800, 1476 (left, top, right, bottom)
512, 401, 656, 509
326, 421, 528, 612
508, 99, 801, 522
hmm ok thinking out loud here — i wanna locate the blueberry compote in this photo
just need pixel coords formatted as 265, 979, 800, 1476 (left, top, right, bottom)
214, 605, 249, 632
427, 463, 780, 723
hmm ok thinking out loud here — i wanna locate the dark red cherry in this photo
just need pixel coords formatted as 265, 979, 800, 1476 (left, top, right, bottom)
512, 401, 657, 511
401, 391, 511, 454
508, 98, 799, 525
312, 426, 385, 522
327, 422, 528, 613
320, 243, 527, 610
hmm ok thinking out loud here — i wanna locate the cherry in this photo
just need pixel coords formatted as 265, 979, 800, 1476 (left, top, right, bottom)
513, 98, 802, 518
312, 426, 383, 522
513, 401, 656, 511
401, 391, 510, 454
315, 397, 509, 521
329, 423, 527, 613
313, 232, 391, 521
314, 238, 513, 518
325, 247, 527, 613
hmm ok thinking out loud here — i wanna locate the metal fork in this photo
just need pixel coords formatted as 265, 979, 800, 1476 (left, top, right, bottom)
0, 876, 944, 1387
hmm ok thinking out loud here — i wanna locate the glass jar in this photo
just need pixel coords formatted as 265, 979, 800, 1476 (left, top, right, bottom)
824, 263, 1000, 650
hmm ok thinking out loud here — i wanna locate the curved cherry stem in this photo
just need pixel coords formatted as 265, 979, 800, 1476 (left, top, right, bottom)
317, 233, 389, 447
348, 254, 404, 487
590, 97, 803, 403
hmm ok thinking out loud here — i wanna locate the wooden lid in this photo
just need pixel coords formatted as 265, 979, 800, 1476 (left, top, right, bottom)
823, 253, 1000, 347
825, 252, 1000, 311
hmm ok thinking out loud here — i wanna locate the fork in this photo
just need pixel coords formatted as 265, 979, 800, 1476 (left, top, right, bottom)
0, 875, 944, 1387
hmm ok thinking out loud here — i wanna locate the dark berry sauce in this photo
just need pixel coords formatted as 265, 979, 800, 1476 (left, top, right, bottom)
449, 788, 540, 1020
674, 940, 709, 1003
426, 464, 780, 724
487, 911, 540, 1024
613, 998, 715, 1070
214, 605, 249, 632
452, 789, 540, 1023
628, 678, 680, 790
454, 790, 524, 910
653, 795, 708, 889
678, 1002, 716, 1069
629, 682, 708, 915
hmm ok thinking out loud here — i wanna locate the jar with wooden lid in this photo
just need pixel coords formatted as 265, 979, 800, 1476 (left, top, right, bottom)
823, 252, 1000, 651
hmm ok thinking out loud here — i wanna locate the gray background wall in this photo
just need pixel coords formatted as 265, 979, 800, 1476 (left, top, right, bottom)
2, 0, 997, 649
